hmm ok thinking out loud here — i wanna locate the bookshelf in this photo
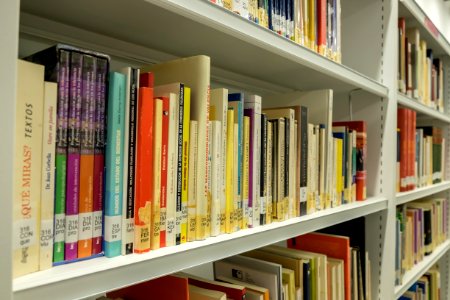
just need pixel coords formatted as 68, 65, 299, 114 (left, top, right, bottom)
396, 181, 450, 206
397, 92, 450, 123
0, 0, 449, 300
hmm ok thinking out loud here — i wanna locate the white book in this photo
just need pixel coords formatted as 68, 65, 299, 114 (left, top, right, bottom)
210, 121, 222, 236
40, 82, 57, 270
188, 120, 199, 241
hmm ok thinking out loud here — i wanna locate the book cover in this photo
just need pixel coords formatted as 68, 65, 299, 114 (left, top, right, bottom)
143, 56, 210, 246
78, 54, 97, 258
134, 85, 154, 254
188, 120, 199, 241
39, 82, 57, 270
151, 98, 163, 250
104, 72, 126, 257
65, 52, 83, 261
92, 58, 108, 255
186, 274, 246, 300
216, 275, 269, 300
13, 60, 45, 277
189, 284, 227, 300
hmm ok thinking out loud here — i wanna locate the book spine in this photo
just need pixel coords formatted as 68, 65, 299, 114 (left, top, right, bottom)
13, 60, 44, 277
233, 123, 239, 231
225, 110, 235, 233
356, 129, 367, 201
166, 94, 178, 247
244, 108, 254, 227
78, 55, 96, 258
122, 68, 139, 255
285, 117, 291, 218
134, 86, 153, 253
299, 107, 308, 216
318, 124, 325, 210
54, 50, 70, 262
260, 114, 267, 225
188, 120, 198, 241
210, 121, 222, 236
92, 58, 108, 255
317, 0, 326, 55
205, 121, 213, 237
104, 72, 126, 257
279, 119, 286, 219
40, 82, 57, 270
242, 116, 250, 229
151, 99, 163, 250
180, 87, 191, 244
266, 121, 273, 224
159, 97, 170, 248
175, 85, 185, 245
65, 52, 83, 261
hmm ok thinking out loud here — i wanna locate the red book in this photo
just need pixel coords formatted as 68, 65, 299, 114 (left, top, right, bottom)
159, 96, 170, 248
317, 0, 327, 55
106, 275, 189, 300
288, 232, 351, 300
409, 110, 416, 190
332, 121, 367, 200
397, 108, 408, 192
134, 85, 154, 253
140, 72, 154, 89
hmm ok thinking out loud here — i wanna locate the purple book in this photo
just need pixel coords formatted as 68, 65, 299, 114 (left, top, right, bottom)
244, 108, 254, 227
65, 52, 83, 260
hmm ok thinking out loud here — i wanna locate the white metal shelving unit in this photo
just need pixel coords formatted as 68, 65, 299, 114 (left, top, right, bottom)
0, 0, 449, 299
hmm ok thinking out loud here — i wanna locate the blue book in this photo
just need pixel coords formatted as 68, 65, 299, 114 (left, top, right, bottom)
228, 93, 244, 229
104, 72, 126, 257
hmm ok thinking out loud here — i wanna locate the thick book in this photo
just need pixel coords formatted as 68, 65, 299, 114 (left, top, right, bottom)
78, 54, 97, 258
65, 52, 83, 261
40, 82, 57, 270
142, 55, 210, 245
134, 85, 154, 254
92, 58, 108, 255
332, 121, 367, 201
120, 67, 140, 255
13, 60, 45, 277
210, 88, 228, 234
104, 72, 126, 257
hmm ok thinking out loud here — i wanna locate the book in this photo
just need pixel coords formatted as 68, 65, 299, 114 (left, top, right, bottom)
65, 51, 83, 261
120, 67, 140, 255
225, 110, 235, 233
216, 275, 269, 300
13, 60, 45, 277
189, 284, 227, 300
92, 57, 108, 255
188, 120, 199, 241
104, 72, 126, 257
185, 274, 246, 300
134, 84, 153, 254
210, 88, 228, 234
78, 54, 97, 258
210, 120, 222, 237
39, 81, 57, 270
242, 116, 251, 228
151, 98, 163, 250
143, 55, 210, 244
158, 96, 170, 248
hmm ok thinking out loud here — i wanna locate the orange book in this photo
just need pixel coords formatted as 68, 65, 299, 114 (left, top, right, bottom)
134, 85, 154, 253
288, 232, 351, 300
159, 97, 170, 248
106, 275, 189, 300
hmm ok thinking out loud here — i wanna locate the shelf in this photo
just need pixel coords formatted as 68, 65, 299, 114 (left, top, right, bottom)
394, 239, 450, 298
396, 181, 450, 206
399, 0, 450, 57
19, 0, 388, 98
13, 196, 387, 300
397, 92, 450, 123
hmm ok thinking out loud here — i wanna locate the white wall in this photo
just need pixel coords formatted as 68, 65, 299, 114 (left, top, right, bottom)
415, 0, 450, 42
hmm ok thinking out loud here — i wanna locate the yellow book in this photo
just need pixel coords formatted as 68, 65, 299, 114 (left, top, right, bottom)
14, 60, 45, 277
242, 116, 250, 229
181, 86, 191, 244
151, 99, 163, 250
188, 120, 198, 241
308, 0, 316, 51
233, 123, 240, 231
282, 268, 296, 300
204, 121, 212, 239
223, 0, 232, 10
226, 110, 235, 233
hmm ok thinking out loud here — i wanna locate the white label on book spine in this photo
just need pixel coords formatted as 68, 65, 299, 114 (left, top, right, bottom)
260, 196, 266, 214
65, 215, 79, 244
54, 213, 65, 242
93, 211, 103, 238
300, 187, 307, 205
13, 218, 37, 250
104, 215, 122, 243
79, 212, 93, 240
40, 219, 54, 249
166, 217, 175, 235
123, 218, 134, 243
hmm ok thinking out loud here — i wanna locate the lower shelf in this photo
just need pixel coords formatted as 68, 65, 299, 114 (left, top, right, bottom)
394, 239, 450, 298
13, 196, 387, 300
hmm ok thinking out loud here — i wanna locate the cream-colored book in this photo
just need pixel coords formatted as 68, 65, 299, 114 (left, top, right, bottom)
242, 116, 250, 228
151, 99, 163, 250
189, 284, 226, 300
266, 121, 273, 224
210, 120, 222, 237
39, 81, 57, 270
143, 55, 210, 241
14, 60, 45, 277
225, 110, 234, 233
188, 120, 198, 242
282, 268, 296, 300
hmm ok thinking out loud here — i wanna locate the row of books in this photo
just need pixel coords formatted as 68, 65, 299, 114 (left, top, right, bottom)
395, 198, 448, 285
399, 266, 440, 300
103, 229, 371, 300
396, 108, 445, 193
398, 18, 445, 112
14, 44, 367, 278
210, 0, 342, 62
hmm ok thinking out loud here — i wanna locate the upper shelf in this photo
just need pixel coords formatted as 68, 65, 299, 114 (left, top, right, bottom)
19, 0, 388, 98
396, 181, 450, 206
397, 93, 450, 123
399, 0, 450, 57
13, 196, 387, 300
